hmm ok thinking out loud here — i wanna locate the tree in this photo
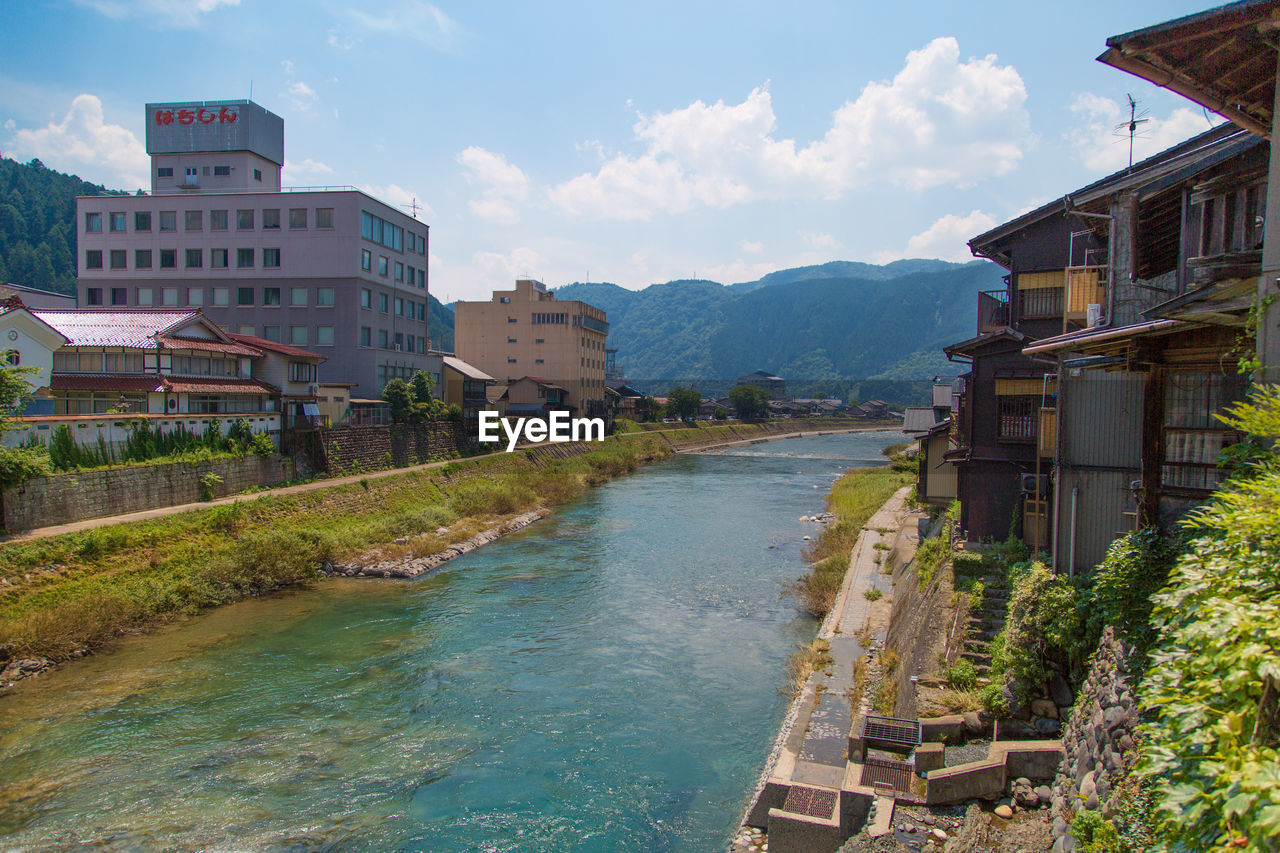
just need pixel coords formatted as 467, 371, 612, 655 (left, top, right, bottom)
381, 378, 414, 423
665, 386, 701, 421
729, 384, 770, 420
383, 371, 446, 424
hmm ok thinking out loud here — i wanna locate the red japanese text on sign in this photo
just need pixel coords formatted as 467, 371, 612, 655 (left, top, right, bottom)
154, 108, 239, 125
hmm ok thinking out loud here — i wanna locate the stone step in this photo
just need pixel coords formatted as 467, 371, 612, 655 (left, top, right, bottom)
961, 651, 993, 665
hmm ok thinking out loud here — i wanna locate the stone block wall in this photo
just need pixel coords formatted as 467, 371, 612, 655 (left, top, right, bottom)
2, 454, 293, 531
1049, 627, 1140, 853
317, 422, 468, 474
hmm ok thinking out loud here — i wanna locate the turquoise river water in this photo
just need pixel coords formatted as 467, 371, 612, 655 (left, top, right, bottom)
0, 431, 900, 852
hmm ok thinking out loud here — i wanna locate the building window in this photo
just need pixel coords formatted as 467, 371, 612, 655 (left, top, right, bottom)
263, 247, 280, 268
1163, 371, 1250, 492
395, 262, 404, 281
85, 249, 103, 269
361, 288, 371, 309
185, 248, 203, 268
507, 357, 517, 364
213, 165, 231, 176
289, 208, 307, 229
157, 167, 173, 178
291, 287, 308, 307
161, 287, 178, 307
237, 209, 254, 230
137, 287, 153, 306
253, 169, 262, 182
499, 296, 511, 303
360, 326, 371, 347
263, 209, 280, 229
135, 211, 151, 232
237, 248, 254, 268
394, 332, 404, 350
238, 287, 255, 306
417, 269, 425, 288
160, 249, 176, 269
111, 287, 127, 306
185, 167, 198, 185
317, 208, 334, 228
997, 396, 1037, 441
508, 317, 517, 324
378, 329, 388, 348
395, 297, 404, 316
211, 209, 228, 231
264, 287, 281, 306
263, 325, 281, 342
159, 211, 176, 232
109, 249, 127, 269
289, 361, 317, 382
289, 326, 307, 346
507, 337, 517, 344
237, 325, 254, 335
187, 287, 203, 306
85, 212, 102, 232
316, 326, 334, 346
212, 287, 229, 306
211, 248, 228, 269
135, 249, 152, 269
406, 335, 415, 353
317, 287, 334, 306
86, 287, 103, 305
361, 249, 372, 271
184, 210, 202, 231
109, 212, 126, 232
378, 293, 388, 313
535, 358, 544, 364
378, 256, 388, 276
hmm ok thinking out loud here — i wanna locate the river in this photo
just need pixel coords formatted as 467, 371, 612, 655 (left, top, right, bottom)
0, 430, 901, 852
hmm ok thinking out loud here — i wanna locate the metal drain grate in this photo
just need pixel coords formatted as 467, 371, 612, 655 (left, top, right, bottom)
860, 756, 914, 792
861, 715, 922, 747
782, 785, 839, 819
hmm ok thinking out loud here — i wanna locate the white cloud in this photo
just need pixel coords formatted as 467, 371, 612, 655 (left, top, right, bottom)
549, 37, 1029, 220
327, 28, 359, 51
360, 183, 435, 218
904, 210, 996, 261
739, 239, 763, 254
457, 146, 530, 225
471, 247, 548, 294
346, 1, 457, 49
800, 231, 841, 251
1068, 93, 1220, 173
281, 157, 334, 185
6, 94, 149, 190
287, 81, 318, 111
73, 0, 239, 28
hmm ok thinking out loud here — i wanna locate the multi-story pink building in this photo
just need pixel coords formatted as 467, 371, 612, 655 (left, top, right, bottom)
75, 99, 439, 399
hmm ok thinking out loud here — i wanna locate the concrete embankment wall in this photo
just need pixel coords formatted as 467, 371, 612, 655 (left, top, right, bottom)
884, 518, 953, 718
2, 454, 294, 532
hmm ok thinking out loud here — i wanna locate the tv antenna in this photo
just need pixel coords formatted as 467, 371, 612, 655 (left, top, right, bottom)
401, 197, 426, 219
1115, 94, 1150, 170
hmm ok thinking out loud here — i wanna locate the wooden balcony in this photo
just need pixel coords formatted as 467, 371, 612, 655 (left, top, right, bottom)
977, 289, 1010, 333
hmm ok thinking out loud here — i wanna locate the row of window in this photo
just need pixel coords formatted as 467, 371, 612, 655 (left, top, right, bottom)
85, 208, 334, 234
361, 210, 427, 256
357, 288, 428, 320
376, 365, 439, 390
359, 249, 427, 288
232, 324, 333, 347
85, 247, 282, 271
359, 326, 428, 353
84, 284, 336, 309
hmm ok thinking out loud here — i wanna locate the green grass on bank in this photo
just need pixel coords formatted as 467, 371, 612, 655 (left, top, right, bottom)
0, 435, 673, 664
785, 464, 914, 617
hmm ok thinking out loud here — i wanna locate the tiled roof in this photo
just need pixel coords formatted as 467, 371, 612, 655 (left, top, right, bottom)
227, 333, 325, 361
32, 309, 201, 349
156, 335, 262, 356
164, 378, 272, 394
50, 374, 164, 392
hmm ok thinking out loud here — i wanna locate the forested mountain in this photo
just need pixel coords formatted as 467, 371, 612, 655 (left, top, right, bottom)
0, 157, 125, 295
550, 260, 1001, 388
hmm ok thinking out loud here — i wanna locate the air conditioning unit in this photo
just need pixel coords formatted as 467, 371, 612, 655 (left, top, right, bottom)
394, 344, 402, 351
1086, 303, 1102, 327
308, 383, 320, 395
1021, 473, 1049, 496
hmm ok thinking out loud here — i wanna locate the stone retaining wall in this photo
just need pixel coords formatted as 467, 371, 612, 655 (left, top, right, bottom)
1049, 627, 1140, 853
318, 422, 468, 474
2, 454, 293, 531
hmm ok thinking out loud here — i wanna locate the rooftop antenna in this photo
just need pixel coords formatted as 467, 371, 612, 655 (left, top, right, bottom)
1115, 94, 1150, 170
401, 197, 425, 219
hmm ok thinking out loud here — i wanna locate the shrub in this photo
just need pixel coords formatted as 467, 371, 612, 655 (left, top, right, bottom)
198, 472, 223, 501
249, 433, 275, 457
988, 561, 1084, 705
945, 659, 978, 689
0, 446, 52, 487
952, 550, 984, 578
863, 587, 883, 601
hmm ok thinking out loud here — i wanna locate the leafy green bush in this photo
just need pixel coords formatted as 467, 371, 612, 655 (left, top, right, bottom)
863, 587, 883, 601
198, 472, 223, 501
989, 561, 1085, 706
0, 446, 52, 488
945, 659, 978, 689
1079, 528, 1178, 665
952, 550, 984, 578
1137, 384, 1280, 852
1071, 810, 1120, 852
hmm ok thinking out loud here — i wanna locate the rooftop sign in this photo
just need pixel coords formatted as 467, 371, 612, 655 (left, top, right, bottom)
144, 100, 284, 165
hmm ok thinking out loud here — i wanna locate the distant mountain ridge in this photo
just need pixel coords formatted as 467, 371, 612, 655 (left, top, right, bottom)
546, 259, 999, 387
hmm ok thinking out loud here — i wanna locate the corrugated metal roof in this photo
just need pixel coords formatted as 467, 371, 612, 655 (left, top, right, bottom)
903, 407, 947, 434
227, 333, 324, 361
442, 355, 494, 381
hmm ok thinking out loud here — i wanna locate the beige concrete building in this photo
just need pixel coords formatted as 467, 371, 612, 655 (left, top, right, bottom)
74, 99, 437, 400
453, 279, 608, 418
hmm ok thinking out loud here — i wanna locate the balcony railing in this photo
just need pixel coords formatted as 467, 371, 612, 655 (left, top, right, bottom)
978, 289, 1010, 333
1019, 287, 1064, 320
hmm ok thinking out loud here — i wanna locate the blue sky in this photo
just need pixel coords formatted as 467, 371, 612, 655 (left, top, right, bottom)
1, 0, 1225, 301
